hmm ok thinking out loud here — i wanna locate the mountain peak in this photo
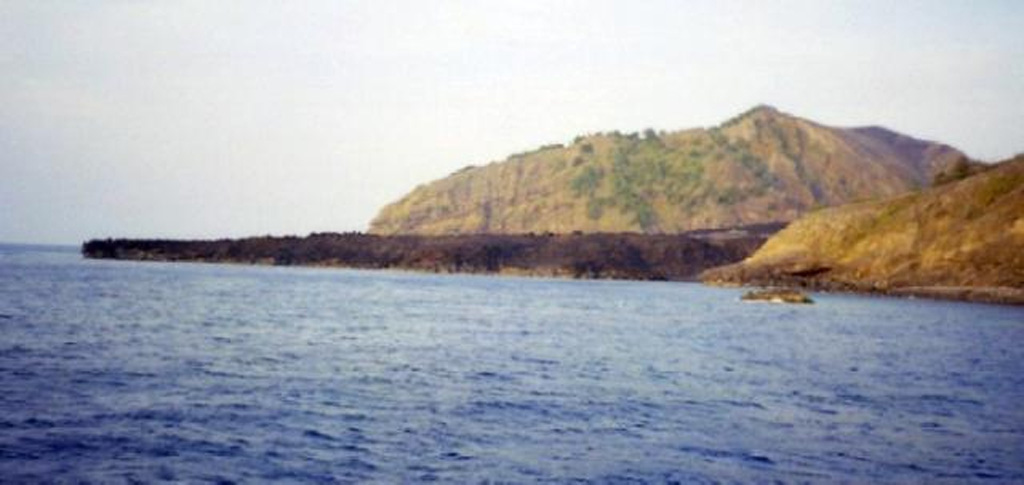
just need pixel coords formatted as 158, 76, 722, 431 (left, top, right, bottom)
369, 108, 969, 235
721, 104, 790, 127
749, 103, 780, 114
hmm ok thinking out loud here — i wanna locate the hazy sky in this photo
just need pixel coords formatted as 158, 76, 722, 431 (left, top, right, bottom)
2, 1, 1022, 244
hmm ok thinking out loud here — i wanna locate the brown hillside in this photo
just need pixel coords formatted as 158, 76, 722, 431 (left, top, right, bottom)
702, 155, 1024, 303
370, 106, 969, 235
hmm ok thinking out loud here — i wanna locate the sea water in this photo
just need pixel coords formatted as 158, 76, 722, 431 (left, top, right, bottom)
0, 244, 1022, 483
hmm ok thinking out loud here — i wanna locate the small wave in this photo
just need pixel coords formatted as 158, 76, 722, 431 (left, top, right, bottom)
510, 355, 559, 366
805, 406, 840, 415
468, 371, 516, 382
122, 408, 187, 422
0, 345, 33, 356
21, 417, 56, 428
551, 426, 585, 435
440, 451, 474, 462
336, 457, 379, 473
916, 394, 984, 407
302, 429, 336, 441
714, 399, 767, 410
677, 444, 776, 466
202, 368, 249, 379
459, 399, 549, 419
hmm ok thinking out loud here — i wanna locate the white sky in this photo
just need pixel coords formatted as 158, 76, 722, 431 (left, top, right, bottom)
2, 0, 1022, 244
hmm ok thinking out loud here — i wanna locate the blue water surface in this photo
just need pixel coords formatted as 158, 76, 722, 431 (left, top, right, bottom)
0, 244, 1022, 483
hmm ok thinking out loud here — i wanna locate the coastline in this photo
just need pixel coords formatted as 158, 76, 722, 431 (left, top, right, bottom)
886, 286, 1024, 305
702, 272, 1024, 306
82, 227, 778, 283
80, 229, 1022, 305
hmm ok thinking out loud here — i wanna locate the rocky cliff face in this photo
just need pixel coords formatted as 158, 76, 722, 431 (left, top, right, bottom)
702, 155, 1024, 303
370, 106, 969, 235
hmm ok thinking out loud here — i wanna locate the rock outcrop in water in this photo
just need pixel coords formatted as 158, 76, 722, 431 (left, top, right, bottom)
371, 105, 970, 235
741, 288, 813, 304
83, 224, 781, 281
702, 155, 1024, 304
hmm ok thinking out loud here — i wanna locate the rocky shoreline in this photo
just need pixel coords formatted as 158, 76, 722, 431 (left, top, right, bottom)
740, 288, 814, 304
702, 264, 1024, 305
82, 225, 780, 282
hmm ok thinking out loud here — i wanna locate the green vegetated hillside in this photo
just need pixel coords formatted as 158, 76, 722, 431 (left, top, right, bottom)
370, 105, 970, 235
702, 155, 1024, 303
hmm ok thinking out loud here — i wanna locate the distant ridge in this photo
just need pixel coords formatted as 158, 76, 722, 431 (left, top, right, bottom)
370, 106, 970, 235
